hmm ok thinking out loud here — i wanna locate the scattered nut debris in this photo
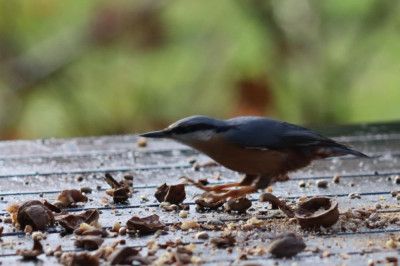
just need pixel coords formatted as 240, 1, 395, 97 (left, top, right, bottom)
225, 197, 252, 213
179, 210, 188, 218
211, 235, 236, 248
17, 238, 44, 260
267, 233, 306, 258
295, 197, 339, 228
192, 162, 201, 171
6, 203, 20, 213
56, 189, 88, 207
394, 175, 400, 184
181, 221, 200, 231
340, 253, 349, 259
157, 239, 184, 249
43, 200, 62, 213
24, 225, 33, 234
259, 193, 294, 217
59, 252, 99, 266
104, 173, 132, 203
187, 157, 196, 164
196, 231, 209, 240
137, 137, 147, 147
316, 179, 328, 188
298, 196, 308, 202
111, 222, 121, 232
153, 247, 193, 265
57, 209, 100, 233
124, 174, 134, 180
107, 247, 147, 265
391, 190, 398, 197
140, 195, 149, 201
75, 236, 104, 250
260, 194, 339, 229
126, 214, 165, 235
332, 174, 340, 183
386, 239, 397, 249
154, 183, 186, 204
200, 223, 222, 231
340, 208, 390, 230
80, 186, 92, 194
246, 217, 264, 227
195, 198, 225, 211
386, 257, 398, 264
32, 231, 43, 240
17, 200, 55, 231
298, 180, 306, 188
160, 202, 179, 212
214, 173, 221, 180
119, 227, 127, 235
348, 192, 361, 199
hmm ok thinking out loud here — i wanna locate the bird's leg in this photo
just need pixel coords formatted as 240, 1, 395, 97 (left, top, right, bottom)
201, 185, 257, 201
180, 176, 240, 193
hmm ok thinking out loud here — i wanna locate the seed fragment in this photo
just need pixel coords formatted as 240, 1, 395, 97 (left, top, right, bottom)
196, 231, 209, 240
332, 174, 340, 183
80, 187, 92, 194
155, 183, 186, 204
119, 227, 127, 235
181, 221, 200, 231
225, 197, 252, 213
316, 179, 328, 188
18, 239, 44, 260
348, 192, 361, 199
179, 210, 188, 218
112, 222, 121, 232
57, 189, 88, 207
386, 239, 397, 249
126, 214, 165, 235
267, 233, 306, 258
137, 137, 147, 147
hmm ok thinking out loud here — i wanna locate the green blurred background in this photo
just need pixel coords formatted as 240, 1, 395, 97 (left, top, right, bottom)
1, 0, 399, 139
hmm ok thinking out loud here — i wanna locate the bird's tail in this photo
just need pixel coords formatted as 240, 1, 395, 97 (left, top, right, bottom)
329, 146, 369, 158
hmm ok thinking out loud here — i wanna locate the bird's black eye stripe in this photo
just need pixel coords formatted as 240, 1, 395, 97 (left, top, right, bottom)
171, 124, 231, 135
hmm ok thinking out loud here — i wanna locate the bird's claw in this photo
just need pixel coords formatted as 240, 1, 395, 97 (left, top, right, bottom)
180, 175, 211, 190
180, 176, 196, 184
181, 176, 256, 200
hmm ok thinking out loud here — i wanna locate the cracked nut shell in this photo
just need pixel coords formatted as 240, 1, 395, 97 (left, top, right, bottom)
294, 197, 339, 228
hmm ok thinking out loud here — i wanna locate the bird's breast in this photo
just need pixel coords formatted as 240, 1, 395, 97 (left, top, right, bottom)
189, 135, 307, 175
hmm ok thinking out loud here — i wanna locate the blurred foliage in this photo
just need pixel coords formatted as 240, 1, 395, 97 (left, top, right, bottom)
0, 0, 399, 139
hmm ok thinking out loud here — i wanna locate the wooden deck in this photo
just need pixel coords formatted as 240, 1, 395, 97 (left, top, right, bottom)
1, 123, 400, 265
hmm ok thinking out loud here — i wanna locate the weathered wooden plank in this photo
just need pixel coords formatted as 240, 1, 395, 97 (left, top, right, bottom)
0, 124, 400, 264
1, 132, 400, 160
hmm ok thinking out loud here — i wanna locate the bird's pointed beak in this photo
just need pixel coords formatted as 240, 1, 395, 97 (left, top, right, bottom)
140, 130, 170, 139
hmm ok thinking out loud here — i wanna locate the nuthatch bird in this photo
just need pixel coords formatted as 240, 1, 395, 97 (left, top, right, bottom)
141, 116, 368, 201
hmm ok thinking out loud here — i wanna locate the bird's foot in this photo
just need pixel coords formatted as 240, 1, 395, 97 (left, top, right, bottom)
180, 176, 240, 194
200, 185, 257, 201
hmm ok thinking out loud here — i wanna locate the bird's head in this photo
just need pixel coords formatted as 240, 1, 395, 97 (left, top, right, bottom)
140, 115, 230, 144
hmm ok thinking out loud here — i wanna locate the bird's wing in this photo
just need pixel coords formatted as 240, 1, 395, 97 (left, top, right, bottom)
224, 117, 337, 150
